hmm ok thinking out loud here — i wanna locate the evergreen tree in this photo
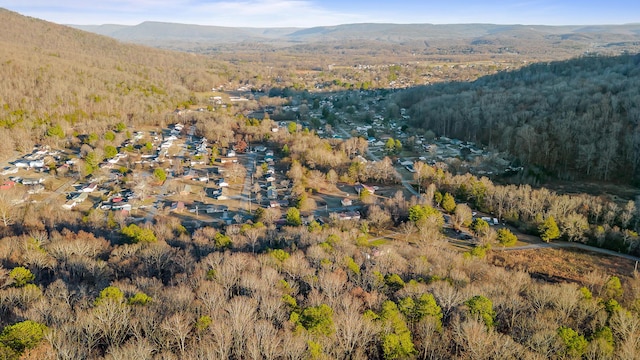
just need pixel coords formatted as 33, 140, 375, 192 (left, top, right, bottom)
539, 216, 560, 242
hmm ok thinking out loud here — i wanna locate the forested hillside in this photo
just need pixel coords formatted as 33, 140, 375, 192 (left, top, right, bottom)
395, 54, 640, 183
0, 9, 227, 156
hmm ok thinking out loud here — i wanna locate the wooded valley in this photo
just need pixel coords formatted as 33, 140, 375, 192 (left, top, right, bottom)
1, 7, 640, 360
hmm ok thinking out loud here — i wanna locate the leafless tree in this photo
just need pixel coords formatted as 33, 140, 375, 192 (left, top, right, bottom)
160, 312, 192, 355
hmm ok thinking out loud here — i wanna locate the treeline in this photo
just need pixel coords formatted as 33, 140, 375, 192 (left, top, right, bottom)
413, 162, 640, 254
394, 53, 640, 183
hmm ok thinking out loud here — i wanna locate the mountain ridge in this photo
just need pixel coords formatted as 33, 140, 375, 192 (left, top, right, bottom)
69, 20, 640, 57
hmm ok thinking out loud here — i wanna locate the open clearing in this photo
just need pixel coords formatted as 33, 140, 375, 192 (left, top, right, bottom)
489, 247, 637, 285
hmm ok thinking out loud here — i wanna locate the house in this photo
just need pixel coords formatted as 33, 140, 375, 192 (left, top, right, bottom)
267, 188, 278, 200
81, 183, 98, 193
183, 168, 196, 180
220, 157, 237, 164
22, 178, 44, 186
217, 179, 229, 187
170, 201, 185, 213
181, 184, 192, 196
341, 198, 353, 207
337, 211, 361, 221
0, 181, 16, 190
112, 203, 132, 211
27, 185, 45, 194
62, 200, 77, 210
73, 192, 89, 203
29, 160, 45, 168
354, 183, 375, 194
269, 200, 280, 208
1, 167, 18, 175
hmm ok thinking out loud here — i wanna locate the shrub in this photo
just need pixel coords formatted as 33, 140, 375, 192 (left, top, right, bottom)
0, 320, 48, 355
465, 295, 495, 327
121, 224, 157, 243
497, 228, 518, 246
9, 267, 34, 287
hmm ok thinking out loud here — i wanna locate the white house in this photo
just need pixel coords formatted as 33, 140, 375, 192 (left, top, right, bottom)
81, 183, 98, 193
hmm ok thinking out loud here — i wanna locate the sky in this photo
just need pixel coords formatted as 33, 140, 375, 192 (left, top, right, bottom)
1, 0, 639, 28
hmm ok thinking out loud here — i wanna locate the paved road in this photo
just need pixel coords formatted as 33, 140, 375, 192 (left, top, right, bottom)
495, 241, 640, 263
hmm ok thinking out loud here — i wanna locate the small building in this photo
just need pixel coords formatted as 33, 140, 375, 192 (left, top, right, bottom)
170, 201, 185, 213
341, 198, 353, 207
354, 183, 375, 195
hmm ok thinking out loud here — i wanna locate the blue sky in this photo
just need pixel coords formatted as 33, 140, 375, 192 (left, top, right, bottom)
1, 0, 638, 27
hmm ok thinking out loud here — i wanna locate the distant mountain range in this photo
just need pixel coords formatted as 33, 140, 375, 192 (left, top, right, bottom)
73, 22, 640, 42
70, 21, 640, 57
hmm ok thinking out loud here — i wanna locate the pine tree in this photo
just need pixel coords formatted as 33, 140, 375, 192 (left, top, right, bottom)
539, 216, 560, 242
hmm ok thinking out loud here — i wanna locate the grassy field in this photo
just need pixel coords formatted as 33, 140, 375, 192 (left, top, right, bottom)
488, 247, 637, 285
